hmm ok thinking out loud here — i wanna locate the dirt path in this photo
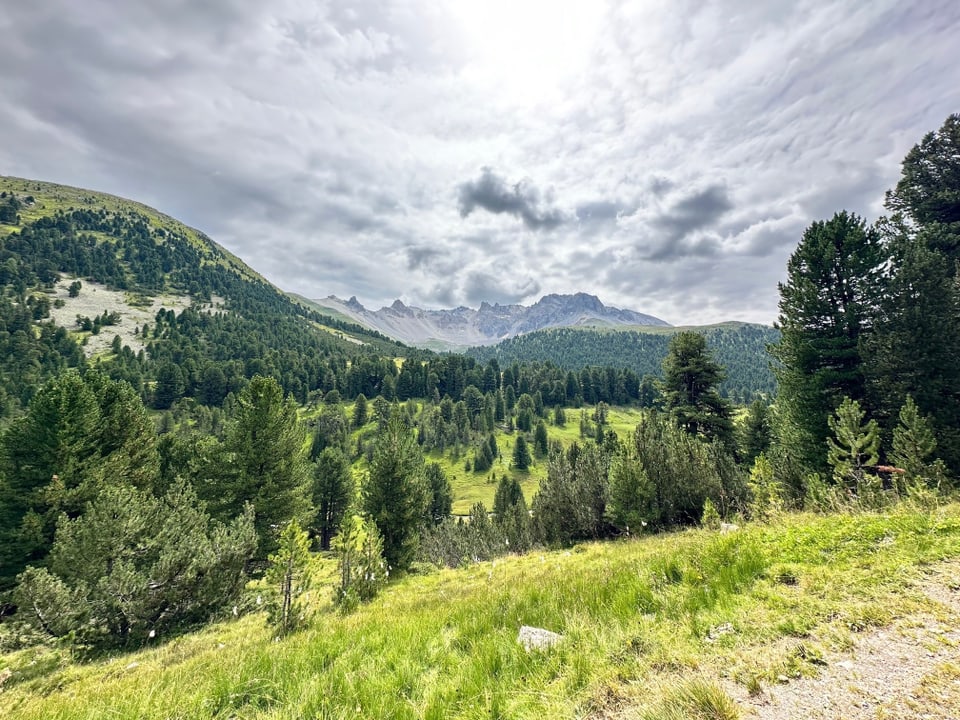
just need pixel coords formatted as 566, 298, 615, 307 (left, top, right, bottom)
730, 561, 960, 719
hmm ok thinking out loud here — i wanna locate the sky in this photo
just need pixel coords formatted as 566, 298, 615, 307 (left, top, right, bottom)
1, 1, 958, 325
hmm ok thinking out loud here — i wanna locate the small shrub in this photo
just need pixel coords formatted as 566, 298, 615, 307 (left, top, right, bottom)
333, 514, 387, 612
266, 520, 313, 635
701, 498, 721, 530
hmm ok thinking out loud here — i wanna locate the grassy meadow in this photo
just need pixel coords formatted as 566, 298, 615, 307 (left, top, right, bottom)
334, 403, 646, 515
3, 504, 960, 719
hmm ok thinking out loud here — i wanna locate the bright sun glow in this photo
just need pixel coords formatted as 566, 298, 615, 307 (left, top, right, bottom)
448, 0, 607, 106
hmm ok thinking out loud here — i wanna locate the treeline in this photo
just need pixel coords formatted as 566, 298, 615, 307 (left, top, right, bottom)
466, 323, 778, 403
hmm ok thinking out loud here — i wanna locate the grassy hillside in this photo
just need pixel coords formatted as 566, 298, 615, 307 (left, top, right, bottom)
0, 176, 262, 282
3, 505, 958, 719
0, 175, 415, 415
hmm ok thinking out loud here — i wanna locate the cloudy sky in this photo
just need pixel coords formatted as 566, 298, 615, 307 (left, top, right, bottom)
1, 1, 958, 324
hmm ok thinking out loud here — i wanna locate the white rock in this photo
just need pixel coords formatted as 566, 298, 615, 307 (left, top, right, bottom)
518, 625, 563, 652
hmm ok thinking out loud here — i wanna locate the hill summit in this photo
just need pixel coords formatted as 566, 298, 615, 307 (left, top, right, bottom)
310, 292, 670, 349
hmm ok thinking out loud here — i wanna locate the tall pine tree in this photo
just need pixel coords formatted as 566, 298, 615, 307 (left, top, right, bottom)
659, 331, 733, 447
221, 375, 310, 556
771, 211, 884, 477
364, 415, 428, 571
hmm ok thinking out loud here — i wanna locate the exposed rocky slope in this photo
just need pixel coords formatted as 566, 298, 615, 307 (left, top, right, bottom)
311, 292, 669, 349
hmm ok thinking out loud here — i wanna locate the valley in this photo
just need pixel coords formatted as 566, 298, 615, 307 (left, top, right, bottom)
2, 110, 960, 720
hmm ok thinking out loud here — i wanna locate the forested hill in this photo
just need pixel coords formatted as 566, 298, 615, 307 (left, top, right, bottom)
0, 176, 413, 415
466, 322, 778, 403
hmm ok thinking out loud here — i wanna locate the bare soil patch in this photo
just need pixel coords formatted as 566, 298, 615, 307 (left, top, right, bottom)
44, 277, 224, 357
730, 561, 960, 720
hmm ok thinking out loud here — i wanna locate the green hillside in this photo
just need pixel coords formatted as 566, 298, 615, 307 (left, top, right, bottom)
3, 506, 958, 719
467, 322, 779, 403
0, 175, 413, 416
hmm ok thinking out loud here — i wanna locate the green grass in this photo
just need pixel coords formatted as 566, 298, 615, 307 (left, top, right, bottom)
3, 505, 960, 719
426, 406, 645, 514
308, 404, 645, 515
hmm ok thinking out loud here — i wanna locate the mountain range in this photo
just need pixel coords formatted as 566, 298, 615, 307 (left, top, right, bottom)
304, 293, 670, 350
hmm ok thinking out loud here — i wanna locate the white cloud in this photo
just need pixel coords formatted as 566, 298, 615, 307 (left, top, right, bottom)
0, 0, 958, 324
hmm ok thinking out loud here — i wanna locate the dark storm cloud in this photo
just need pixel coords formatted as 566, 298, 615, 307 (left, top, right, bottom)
653, 185, 733, 241
457, 168, 567, 230
643, 234, 722, 262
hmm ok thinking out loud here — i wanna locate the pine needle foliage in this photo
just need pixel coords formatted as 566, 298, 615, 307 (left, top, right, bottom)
266, 520, 313, 636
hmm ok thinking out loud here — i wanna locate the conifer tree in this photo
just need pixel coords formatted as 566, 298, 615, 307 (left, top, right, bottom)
493, 475, 523, 521
738, 397, 773, 465
890, 395, 948, 490
771, 212, 884, 476
364, 415, 428, 571
659, 331, 733, 447
311, 447, 354, 550
352, 393, 369, 428
886, 113, 960, 256
0, 370, 159, 589
864, 230, 960, 469
827, 397, 880, 498
512, 434, 532, 471
533, 420, 549, 457
424, 462, 452, 525
222, 375, 310, 556
14, 480, 256, 646
267, 520, 313, 635
334, 513, 387, 610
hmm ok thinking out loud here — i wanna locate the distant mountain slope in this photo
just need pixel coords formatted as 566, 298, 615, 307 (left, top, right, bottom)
311, 292, 669, 350
466, 323, 779, 402
0, 176, 412, 413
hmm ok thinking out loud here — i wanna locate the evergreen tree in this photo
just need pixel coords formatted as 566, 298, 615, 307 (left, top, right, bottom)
827, 397, 881, 499
466, 502, 499, 560
771, 212, 884, 477
890, 396, 948, 490
607, 412, 740, 530
493, 475, 523, 521
864, 229, 960, 469
154, 361, 185, 409
424, 462, 452, 525
533, 443, 609, 545
607, 444, 655, 533
311, 448, 354, 550
352, 393, 369, 428
0, 371, 158, 589
659, 331, 733, 446
14, 480, 256, 646
533, 420, 549, 457
334, 513, 387, 610
311, 403, 350, 458
885, 113, 960, 257
222, 375, 310, 556
499, 493, 533, 553
738, 397, 773, 464
266, 520, 313, 635
553, 405, 566, 427
512, 434, 532, 471
364, 416, 428, 571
